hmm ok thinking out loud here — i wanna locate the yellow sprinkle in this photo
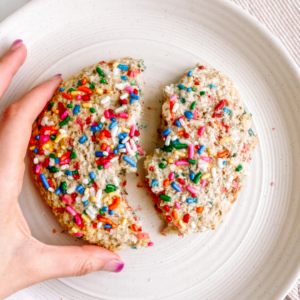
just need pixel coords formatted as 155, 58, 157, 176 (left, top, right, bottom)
178, 219, 186, 228
82, 103, 92, 108
88, 228, 96, 234
230, 87, 234, 96
119, 207, 125, 213
174, 150, 186, 157
29, 146, 35, 150
54, 133, 68, 144
95, 88, 103, 95
112, 62, 119, 68
228, 159, 235, 165
55, 109, 59, 114
167, 158, 174, 164
90, 196, 96, 203
110, 144, 115, 149
108, 199, 113, 205
61, 145, 66, 150
103, 196, 109, 203
108, 89, 114, 95
207, 148, 214, 155
42, 141, 53, 151
71, 227, 78, 233
175, 167, 182, 171
201, 173, 211, 180
121, 218, 127, 226
84, 188, 90, 195
122, 127, 130, 133
219, 136, 233, 145
188, 76, 193, 82
81, 214, 90, 223
57, 153, 62, 158
193, 85, 199, 89
71, 91, 83, 96
108, 190, 119, 197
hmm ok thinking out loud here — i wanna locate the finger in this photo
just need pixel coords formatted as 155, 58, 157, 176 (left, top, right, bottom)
33, 244, 124, 281
0, 75, 62, 169
0, 40, 27, 99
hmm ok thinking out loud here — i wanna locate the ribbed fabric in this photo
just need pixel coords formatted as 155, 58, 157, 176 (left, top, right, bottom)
231, 1, 300, 299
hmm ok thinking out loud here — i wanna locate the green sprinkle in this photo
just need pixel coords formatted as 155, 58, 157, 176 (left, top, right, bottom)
83, 210, 87, 215
250, 113, 252, 117
89, 82, 95, 89
242, 110, 247, 115
187, 159, 196, 164
100, 79, 107, 84
49, 167, 59, 173
174, 172, 179, 178
70, 152, 76, 159
35, 117, 39, 122
105, 188, 116, 194
69, 88, 75, 92
96, 67, 105, 77
97, 165, 103, 170
235, 165, 243, 172
72, 170, 78, 174
90, 107, 96, 113
194, 172, 203, 184
162, 158, 166, 161
59, 116, 71, 127
61, 181, 67, 190
181, 98, 186, 104
49, 135, 56, 140
88, 179, 94, 185
99, 208, 104, 214
158, 163, 166, 169
139, 89, 142, 96
161, 145, 173, 152
159, 194, 172, 202
106, 184, 117, 190
139, 59, 146, 70
191, 101, 196, 110
192, 88, 197, 92
200, 91, 206, 96
47, 102, 54, 111
67, 103, 73, 108
130, 80, 137, 86
49, 153, 56, 159
174, 143, 187, 149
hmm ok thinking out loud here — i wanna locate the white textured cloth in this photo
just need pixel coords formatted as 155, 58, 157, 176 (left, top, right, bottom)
230, 1, 300, 299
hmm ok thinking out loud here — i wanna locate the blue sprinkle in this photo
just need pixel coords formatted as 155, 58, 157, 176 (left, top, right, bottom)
35, 135, 40, 140
175, 120, 181, 127
186, 198, 194, 204
109, 121, 117, 130
187, 70, 193, 77
102, 206, 108, 212
90, 172, 96, 179
198, 145, 205, 154
193, 198, 198, 203
178, 84, 185, 90
163, 128, 171, 136
190, 172, 195, 181
55, 188, 62, 195
151, 179, 158, 187
90, 125, 101, 132
171, 182, 181, 192
184, 111, 194, 119
73, 105, 80, 115
121, 76, 127, 81
77, 80, 82, 86
130, 98, 135, 104
111, 117, 116, 122
118, 133, 125, 140
95, 151, 105, 157
79, 135, 87, 144
181, 98, 186, 103
123, 155, 137, 167
117, 144, 125, 149
118, 64, 128, 71
209, 84, 216, 89
76, 185, 84, 193
40, 174, 50, 190
109, 210, 114, 215
172, 140, 179, 144
187, 88, 192, 93
113, 149, 118, 154
132, 246, 137, 249
104, 224, 112, 228
83, 200, 89, 206
60, 87, 65, 91
249, 128, 255, 136
223, 107, 231, 115
130, 93, 140, 100
55, 158, 60, 164
33, 148, 38, 153
223, 161, 227, 165
65, 170, 72, 176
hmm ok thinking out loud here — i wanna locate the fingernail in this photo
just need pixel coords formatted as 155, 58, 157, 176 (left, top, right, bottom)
102, 260, 124, 273
49, 74, 62, 80
10, 39, 23, 51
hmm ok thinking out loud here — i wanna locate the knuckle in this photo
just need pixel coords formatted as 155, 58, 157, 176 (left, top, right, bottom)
2, 103, 21, 121
74, 257, 95, 277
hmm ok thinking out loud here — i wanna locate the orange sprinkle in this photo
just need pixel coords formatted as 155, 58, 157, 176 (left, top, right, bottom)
81, 78, 87, 85
163, 179, 170, 187
99, 132, 105, 140
172, 210, 178, 219
196, 206, 204, 213
178, 131, 184, 136
101, 143, 107, 150
78, 86, 93, 95
108, 197, 121, 210
214, 121, 223, 130
132, 224, 139, 232
216, 150, 230, 158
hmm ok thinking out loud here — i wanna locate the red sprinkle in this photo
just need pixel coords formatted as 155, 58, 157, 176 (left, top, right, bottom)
62, 93, 72, 100
183, 214, 190, 223
166, 215, 172, 222
164, 205, 170, 212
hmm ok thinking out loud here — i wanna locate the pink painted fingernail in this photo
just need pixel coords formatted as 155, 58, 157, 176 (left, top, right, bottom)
102, 260, 124, 273
10, 39, 23, 51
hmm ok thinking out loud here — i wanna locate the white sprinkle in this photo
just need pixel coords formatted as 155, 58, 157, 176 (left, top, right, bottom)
130, 139, 137, 151
49, 158, 55, 166
75, 196, 82, 203
95, 202, 102, 208
115, 83, 128, 90
44, 131, 50, 135
172, 103, 179, 112
48, 187, 54, 192
67, 185, 76, 194
122, 136, 130, 143
227, 175, 233, 183
201, 226, 207, 231
111, 126, 119, 137
179, 138, 191, 145
179, 118, 186, 126
67, 176, 74, 180
59, 129, 67, 134
115, 105, 127, 113
82, 193, 89, 201
60, 164, 69, 170
88, 205, 97, 215
119, 149, 126, 153
133, 136, 139, 142
117, 127, 122, 135
54, 172, 63, 178
217, 158, 223, 169
47, 121, 54, 126
113, 176, 120, 186
191, 221, 196, 229
85, 209, 96, 220
126, 142, 135, 156
110, 156, 119, 163
96, 190, 102, 202
171, 135, 178, 141
132, 236, 138, 243
198, 160, 208, 173
41, 117, 48, 126
120, 93, 129, 100
100, 116, 105, 123
211, 167, 217, 178
90, 187, 96, 197
101, 96, 110, 104
113, 68, 120, 76
97, 222, 103, 228
44, 150, 50, 155
33, 157, 39, 164
165, 135, 171, 146
82, 178, 89, 184
103, 151, 109, 156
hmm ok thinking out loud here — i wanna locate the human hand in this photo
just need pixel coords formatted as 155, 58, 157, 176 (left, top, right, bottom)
0, 40, 124, 300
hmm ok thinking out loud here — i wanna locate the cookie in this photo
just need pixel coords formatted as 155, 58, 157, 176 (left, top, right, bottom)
144, 64, 259, 235
29, 57, 153, 251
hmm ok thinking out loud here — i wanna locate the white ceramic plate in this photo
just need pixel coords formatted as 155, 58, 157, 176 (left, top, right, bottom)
1, 0, 300, 299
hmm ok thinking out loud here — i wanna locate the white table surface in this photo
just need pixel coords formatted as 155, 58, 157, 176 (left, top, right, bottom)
1, 1, 299, 299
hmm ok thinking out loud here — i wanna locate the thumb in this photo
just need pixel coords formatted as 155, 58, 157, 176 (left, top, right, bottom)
35, 244, 124, 280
